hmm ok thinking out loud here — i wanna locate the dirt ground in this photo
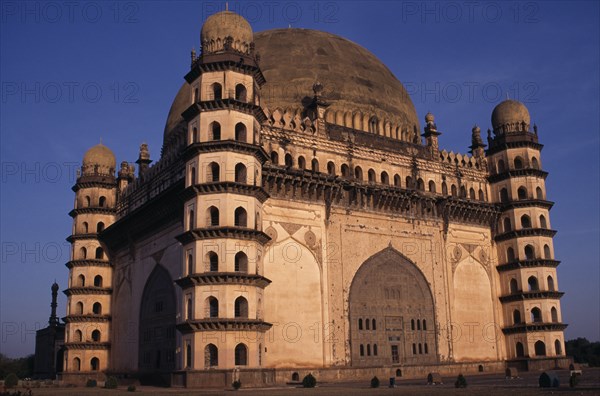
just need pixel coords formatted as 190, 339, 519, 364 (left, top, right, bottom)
13, 368, 600, 395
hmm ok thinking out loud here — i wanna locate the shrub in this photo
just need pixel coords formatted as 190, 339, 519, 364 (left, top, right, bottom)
455, 374, 467, 388
569, 374, 579, 388
302, 373, 317, 388
232, 380, 241, 390
105, 376, 118, 389
370, 376, 380, 388
127, 384, 136, 392
4, 373, 18, 388
86, 379, 97, 387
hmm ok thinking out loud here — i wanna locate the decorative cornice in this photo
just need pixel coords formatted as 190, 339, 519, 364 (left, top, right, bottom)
64, 342, 111, 350
499, 290, 564, 303
72, 178, 116, 192
186, 54, 266, 86
63, 287, 113, 296
496, 259, 560, 272
62, 315, 111, 323
65, 259, 111, 269
176, 319, 272, 334
69, 207, 116, 218
176, 227, 271, 245
183, 140, 270, 164
175, 273, 271, 289
182, 99, 267, 124
502, 322, 567, 335
66, 233, 100, 243
488, 169, 548, 183
181, 182, 269, 203
494, 228, 557, 242
500, 199, 554, 211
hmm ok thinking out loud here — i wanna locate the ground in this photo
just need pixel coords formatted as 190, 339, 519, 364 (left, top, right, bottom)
14, 368, 600, 395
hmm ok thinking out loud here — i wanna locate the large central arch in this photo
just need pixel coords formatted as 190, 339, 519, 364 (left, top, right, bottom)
349, 247, 437, 366
138, 265, 176, 385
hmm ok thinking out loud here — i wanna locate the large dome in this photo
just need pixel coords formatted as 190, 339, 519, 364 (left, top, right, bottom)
491, 99, 530, 131
163, 28, 419, 146
83, 143, 115, 168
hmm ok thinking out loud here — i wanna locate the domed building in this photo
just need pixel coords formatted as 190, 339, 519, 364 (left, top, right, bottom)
57, 10, 569, 387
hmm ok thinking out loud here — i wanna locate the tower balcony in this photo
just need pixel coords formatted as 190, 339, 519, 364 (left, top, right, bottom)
499, 290, 564, 303
496, 258, 560, 272
175, 273, 271, 290
494, 228, 557, 242
176, 318, 272, 334
176, 227, 271, 245
501, 322, 567, 335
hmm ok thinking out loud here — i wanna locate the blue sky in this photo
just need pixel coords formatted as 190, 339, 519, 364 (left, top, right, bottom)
1, 1, 598, 357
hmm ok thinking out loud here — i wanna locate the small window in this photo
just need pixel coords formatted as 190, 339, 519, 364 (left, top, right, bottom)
208, 252, 218, 272
528, 276, 539, 291
208, 206, 219, 226
500, 188, 509, 202
187, 253, 194, 275
358, 318, 363, 330
298, 156, 306, 170
360, 344, 364, 356
411, 319, 415, 330
99, 196, 106, 207
516, 342, 525, 357
235, 84, 247, 102
235, 252, 248, 272
354, 166, 363, 181
212, 83, 222, 100
234, 207, 247, 227
285, 154, 293, 168
517, 186, 527, 200
341, 164, 350, 178
205, 344, 218, 368
513, 309, 521, 324
460, 186, 467, 198
539, 215, 547, 228
234, 343, 248, 365
73, 357, 81, 371
209, 162, 220, 182
469, 188, 476, 200
372, 318, 376, 330
366, 344, 371, 356
510, 278, 519, 293
95, 247, 104, 260
531, 307, 542, 322
525, 245, 536, 260
235, 122, 247, 142
92, 329, 101, 342
368, 169, 376, 184
234, 297, 248, 318
77, 274, 85, 287
406, 176, 413, 189
497, 160, 506, 173
551, 307, 558, 323
536, 187, 544, 200
507, 247, 515, 262
74, 329, 82, 342
327, 161, 335, 176
478, 189, 485, 201
381, 172, 389, 185
417, 178, 425, 191
394, 174, 401, 187
82, 222, 89, 233
93, 275, 102, 287
521, 215, 531, 229
532, 157, 539, 169
547, 276, 555, 291
235, 163, 247, 183
555, 339, 562, 355
207, 297, 218, 318
451, 184, 458, 197
428, 180, 436, 193
442, 182, 448, 196
210, 122, 221, 140
90, 357, 100, 371
534, 340, 546, 356
312, 158, 319, 173
92, 302, 102, 315
503, 217, 512, 232
514, 157, 524, 170
271, 151, 279, 165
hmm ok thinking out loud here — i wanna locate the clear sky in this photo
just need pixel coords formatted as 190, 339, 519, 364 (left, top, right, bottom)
1, 1, 598, 358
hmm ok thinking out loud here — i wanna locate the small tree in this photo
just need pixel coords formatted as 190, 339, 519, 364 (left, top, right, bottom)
370, 376, 380, 388
232, 380, 241, 390
455, 374, 467, 388
4, 373, 18, 389
105, 376, 118, 389
302, 373, 317, 388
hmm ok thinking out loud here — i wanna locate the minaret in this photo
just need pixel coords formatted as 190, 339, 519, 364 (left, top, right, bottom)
174, 10, 271, 371
49, 282, 59, 327
63, 143, 116, 376
135, 143, 152, 178
487, 100, 566, 362
422, 112, 441, 154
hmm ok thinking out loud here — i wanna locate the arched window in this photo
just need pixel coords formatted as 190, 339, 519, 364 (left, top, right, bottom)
424, 344, 429, 354
513, 309, 521, 324
500, 188, 509, 202
90, 357, 100, 371
212, 83, 222, 100
469, 188, 476, 200
205, 344, 218, 367
539, 215, 547, 228
208, 206, 219, 226
551, 307, 558, 323
531, 307, 542, 323
235, 163, 246, 183
186, 343, 192, 368
372, 319, 376, 330
209, 162, 220, 182
510, 278, 519, 294
187, 253, 194, 275
235, 84, 247, 102
525, 245, 535, 260
92, 329, 101, 342
95, 247, 104, 260
532, 157, 539, 169
358, 318, 363, 330
373, 344, 378, 356
478, 189, 485, 201
394, 174, 401, 187
554, 340, 562, 355
189, 208, 195, 230
381, 172, 389, 185
396, 369, 402, 377
298, 156, 306, 170
534, 340, 546, 356
327, 161, 335, 176
210, 121, 221, 140
234, 297, 248, 318
341, 164, 350, 178
411, 319, 415, 330
92, 302, 102, 315
497, 160, 506, 173
234, 207, 247, 227
417, 319, 421, 330
412, 344, 417, 354
544, 244, 551, 259
84, 196, 91, 207
354, 166, 363, 181
460, 186, 467, 198
406, 176, 413, 189
365, 318, 370, 330
235, 252, 248, 272
451, 184, 458, 197
417, 178, 425, 191
207, 297, 218, 318
312, 158, 319, 173
74, 329, 82, 342
536, 187, 544, 199
517, 186, 527, 200
99, 196, 106, 207
284, 153, 293, 168
442, 182, 448, 196
235, 122, 247, 142
271, 151, 279, 165
192, 127, 198, 143
547, 276, 555, 291
428, 180, 436, 193
235, 344, 248, 366
73, 357, 81, 371
77, 274, 85, 287
521, 215, 531, 229
514, 157, 524, 169
369, 116, 379, 133
528, 276, 539, 291
423, 320, 427, 331
360, 344, 364, 356
516, 342, 524, 357
418, 344, 422, 354
365, 344, 371, 356
507, 247, 516, 262
190, 166, 197, 184
208, 252, 218, 272
75, 301, 83, 314
368, 169, 376, 184
503, 217, 512, 232
82, 222, 89, 233
93, 275, 102, 287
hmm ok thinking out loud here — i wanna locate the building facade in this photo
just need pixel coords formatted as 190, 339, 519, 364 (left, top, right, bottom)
59, 10, 569, 386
